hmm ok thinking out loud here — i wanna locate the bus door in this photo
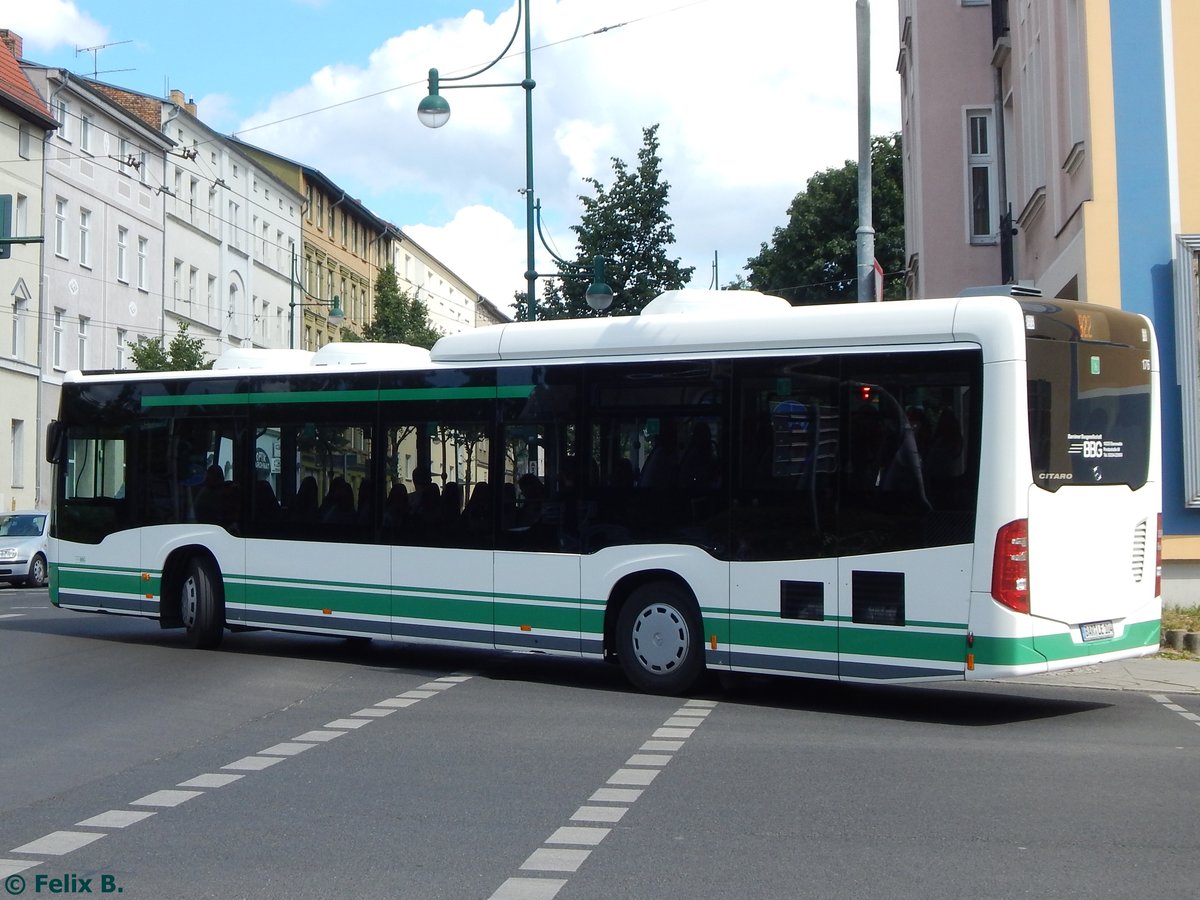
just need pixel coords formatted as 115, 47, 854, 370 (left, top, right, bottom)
728, 362, 840, 679
834, 353, 981, 681
493, 369, 582, 656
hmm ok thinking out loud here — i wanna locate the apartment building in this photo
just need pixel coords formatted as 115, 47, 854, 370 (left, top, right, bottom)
0, 32, 57, 510
898, 0, 1200, 596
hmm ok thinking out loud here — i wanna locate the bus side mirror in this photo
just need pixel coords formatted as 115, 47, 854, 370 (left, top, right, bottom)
46, 420, 64, 465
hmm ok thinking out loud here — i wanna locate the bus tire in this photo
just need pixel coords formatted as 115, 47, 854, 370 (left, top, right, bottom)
616, 582, 704, 695
180, 557, 224, 650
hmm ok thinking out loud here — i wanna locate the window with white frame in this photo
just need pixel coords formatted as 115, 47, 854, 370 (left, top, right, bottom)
80, 114, 93, 153
117, 227, 129, 282
11, 419, 24, 488
11, 299, 25, 359
79, 208, 92, 267
78, 316, 89, 369
117, 136, 130, 171
53, 96, 69, 139
52, 309, 64, 369
54, 197, 68, 257
139, 149, 149, 185
115, 329, 126, 370
189, 267, 198, 304
966, 109, 997, 243
173, 259, 182, 301
15, 194, 27, 235
18, 123, 31, 159
207, 275, 216, 316
137, 237, 148, 290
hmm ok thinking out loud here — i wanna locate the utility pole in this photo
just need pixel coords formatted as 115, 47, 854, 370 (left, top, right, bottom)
855, 0, 876, 303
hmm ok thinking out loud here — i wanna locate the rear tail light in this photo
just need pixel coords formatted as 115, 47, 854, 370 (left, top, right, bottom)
1155, 512, 1163, 598
992, 518, 1030, 614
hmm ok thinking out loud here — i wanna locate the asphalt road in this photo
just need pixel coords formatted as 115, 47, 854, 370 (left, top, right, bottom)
1, 585, 1197, 899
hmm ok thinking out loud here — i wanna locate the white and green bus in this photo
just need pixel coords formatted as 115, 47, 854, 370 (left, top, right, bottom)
47, 290, 1162, 694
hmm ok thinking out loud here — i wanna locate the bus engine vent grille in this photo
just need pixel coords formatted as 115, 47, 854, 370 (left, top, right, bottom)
1131, 519, 1148, 583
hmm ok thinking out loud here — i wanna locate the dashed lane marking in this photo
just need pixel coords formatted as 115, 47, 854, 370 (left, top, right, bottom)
489, 698, 717, 900
12, 832, 105, 855
1151, 693, 1200, 727
4, 674, 473, 881
75, 811, 156, 828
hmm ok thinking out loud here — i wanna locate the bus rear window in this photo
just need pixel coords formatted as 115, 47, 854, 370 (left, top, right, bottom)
1026, 338, 1151, 491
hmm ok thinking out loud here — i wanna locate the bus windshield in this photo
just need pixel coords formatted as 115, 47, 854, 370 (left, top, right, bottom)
1023, 301, 1153, 491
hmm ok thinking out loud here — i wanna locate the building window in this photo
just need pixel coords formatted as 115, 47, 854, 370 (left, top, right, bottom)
966, 109, 997, 244
207, 275, 216, 313
116, 329, 126, 370
80, 114, 93, 153
52, 310, 64, 369
137, 237, 148, 290
228, 201, 240, 248
79, 208, 92, 268
78, 316, 89, 369
189, 267, 198, 304
53, 97, 69, 139
15, 194, 27, 235
173, 260, 182, 301
11, 299, 26, 359
117, 227, 129, 282
18, 123, 31, 159
139, 149, 150, 185
54, 197, 68, 257
11, 419, 24, 488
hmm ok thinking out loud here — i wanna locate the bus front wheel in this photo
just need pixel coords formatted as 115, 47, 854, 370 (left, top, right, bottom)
616, 582, 704, 695
180, 558, 224, 650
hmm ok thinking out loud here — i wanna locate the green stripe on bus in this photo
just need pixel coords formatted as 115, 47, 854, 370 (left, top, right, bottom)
141, 384, 535, 409
971, 618, 1160, 667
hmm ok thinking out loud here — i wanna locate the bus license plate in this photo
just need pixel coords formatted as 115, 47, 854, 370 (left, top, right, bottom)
1080, 620, 1114, 642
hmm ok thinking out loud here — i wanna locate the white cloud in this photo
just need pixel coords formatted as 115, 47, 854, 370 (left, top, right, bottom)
403, 205, 529, 317
253, 4, 892, 306
6, 0, 106, 54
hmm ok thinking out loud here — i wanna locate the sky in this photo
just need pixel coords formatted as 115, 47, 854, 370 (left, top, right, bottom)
4, 0, 901, 315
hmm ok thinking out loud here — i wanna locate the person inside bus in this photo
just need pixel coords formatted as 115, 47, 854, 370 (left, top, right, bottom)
408, 465, 439, 519
320, 476, 356, 525
194, 465, 226, 524
517, 473, 545, 526
383, 483, 409, 530
292, 475, 319, 521
638, 426, 678, 489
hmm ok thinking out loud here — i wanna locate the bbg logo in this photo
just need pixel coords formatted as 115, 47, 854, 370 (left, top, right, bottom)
1081, 439, 1105, 458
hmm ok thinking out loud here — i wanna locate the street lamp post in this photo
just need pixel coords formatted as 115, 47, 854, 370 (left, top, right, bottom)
533, 199, 613, 312
418, 0, 538, 320
288, 246, 344, 349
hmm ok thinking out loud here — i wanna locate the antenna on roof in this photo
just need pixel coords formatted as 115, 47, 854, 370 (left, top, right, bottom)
74, 39, 133, 79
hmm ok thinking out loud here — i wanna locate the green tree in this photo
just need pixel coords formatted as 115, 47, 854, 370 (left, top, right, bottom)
128, 322, 212, 371
346, 263, 442, 348
519, 124, 695, 320
746, 132, 905, 304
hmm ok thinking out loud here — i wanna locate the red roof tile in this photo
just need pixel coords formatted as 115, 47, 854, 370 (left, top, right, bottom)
0, 36, 57, 129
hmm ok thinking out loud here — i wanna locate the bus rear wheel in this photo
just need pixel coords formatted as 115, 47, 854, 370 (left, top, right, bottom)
180, 557, 224, 650
616, 582, 704, 695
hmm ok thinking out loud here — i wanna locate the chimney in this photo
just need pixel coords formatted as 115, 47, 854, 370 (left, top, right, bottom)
0, 30, 23, 59
170, 88, 185, 107
186, 96, 197, 117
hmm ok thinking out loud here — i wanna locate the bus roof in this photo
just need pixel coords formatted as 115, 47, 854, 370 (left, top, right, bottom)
430, 292, 1024, 363
66, 291, 1129, 384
